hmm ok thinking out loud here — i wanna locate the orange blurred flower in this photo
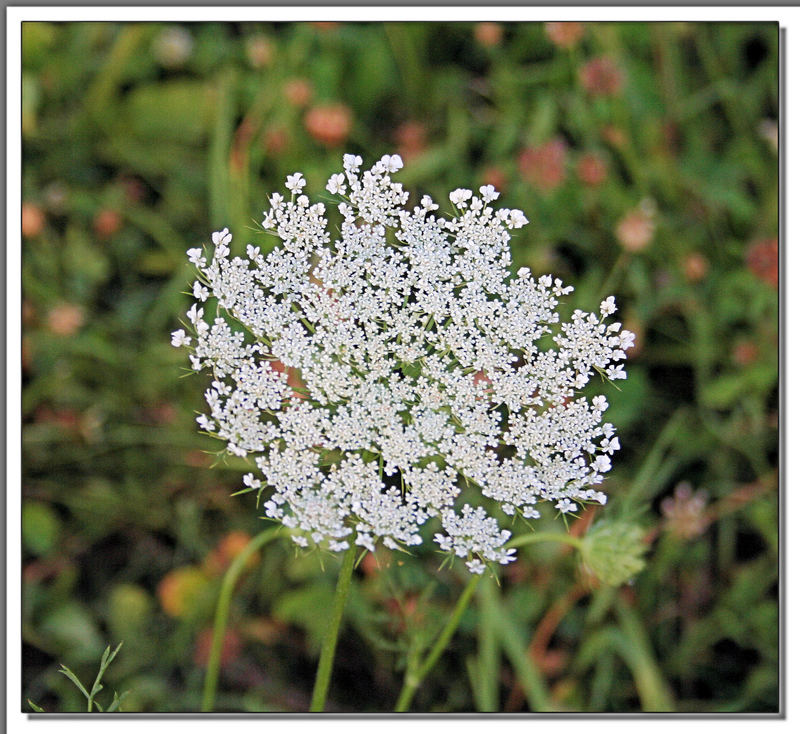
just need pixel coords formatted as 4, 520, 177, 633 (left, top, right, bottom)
157, 566, 209, 618
93, 209, 122, 238
203, 530, 258, 576
474, 22, 503, 48
544, 22, 584, 49
22, 202, 45, 238
518, 138, 567, 191
46, 303, 84, 336
304, 103, 352, 147
682, 252, 709, 283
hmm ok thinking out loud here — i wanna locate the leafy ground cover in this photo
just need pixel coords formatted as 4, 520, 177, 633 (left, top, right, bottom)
21, 21, 778, 713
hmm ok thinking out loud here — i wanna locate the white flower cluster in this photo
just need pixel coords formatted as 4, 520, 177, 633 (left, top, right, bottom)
173, 154, 635, 574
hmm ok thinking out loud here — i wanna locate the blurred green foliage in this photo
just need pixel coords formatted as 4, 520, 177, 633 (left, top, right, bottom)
22, 21, 778, 713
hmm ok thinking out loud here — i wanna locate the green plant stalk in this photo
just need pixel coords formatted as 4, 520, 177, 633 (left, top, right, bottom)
475, 575, 500, 711
201, 525, 284, 712
395, 572, 481, 712
310, 539, 359, 712
511, 531, 584, 552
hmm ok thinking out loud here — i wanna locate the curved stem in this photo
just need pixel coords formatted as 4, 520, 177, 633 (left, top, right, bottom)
201, 525, 284, 712
310, 539, 358, 712
511, 531, 584, 552
394, 572, 481, 712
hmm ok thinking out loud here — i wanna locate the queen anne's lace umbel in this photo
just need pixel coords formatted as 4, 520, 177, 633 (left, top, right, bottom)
173, 154, 635, 574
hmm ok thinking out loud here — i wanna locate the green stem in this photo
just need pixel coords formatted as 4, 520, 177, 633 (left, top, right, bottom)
201, 525, 284, 712
511, 532, 584, 552
395, 573, 481, 712
595, 252, 629, 303
310, 539, 358, 712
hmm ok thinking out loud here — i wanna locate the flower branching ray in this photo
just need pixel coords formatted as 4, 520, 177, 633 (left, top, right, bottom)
173, 154, 635, 575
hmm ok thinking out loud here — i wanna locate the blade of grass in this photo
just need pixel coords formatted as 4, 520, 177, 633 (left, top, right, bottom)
208, 69, 235, 230
481, 580, 554, 712
620, 407, 689, 515
85, 24, 146, 127
613, 597, 676, 712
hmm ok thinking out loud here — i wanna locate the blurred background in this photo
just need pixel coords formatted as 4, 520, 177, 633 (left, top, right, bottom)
21, 21, 778, 713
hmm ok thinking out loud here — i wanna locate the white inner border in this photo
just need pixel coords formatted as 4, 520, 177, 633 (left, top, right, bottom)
7, 6, 797, 733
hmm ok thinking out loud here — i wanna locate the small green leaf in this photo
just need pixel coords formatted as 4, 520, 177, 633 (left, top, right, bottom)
58, 664, 90, 700
28, 699, 45, 713
400, 361, 422, 379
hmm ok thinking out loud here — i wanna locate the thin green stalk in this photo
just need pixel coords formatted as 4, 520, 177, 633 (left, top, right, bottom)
595, 252, 629, 304
201, 525, 284, 712
511, 531, 584, 552
395, 573, 481, 712
310, 539, 359, 712
475, 575, 500, 711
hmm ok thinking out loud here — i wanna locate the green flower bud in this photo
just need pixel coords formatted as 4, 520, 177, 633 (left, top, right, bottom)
580, 521, 646, 586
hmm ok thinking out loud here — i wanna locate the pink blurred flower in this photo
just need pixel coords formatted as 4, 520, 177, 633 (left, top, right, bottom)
576, 152, 607, 186
661, 482, 709, 540
746, 237, 778, 289
393, 120, 428, 161
616, 203, 655, 252
518, 138, 567, 191
580, 56, 625, 96
284, 78, 313, 107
